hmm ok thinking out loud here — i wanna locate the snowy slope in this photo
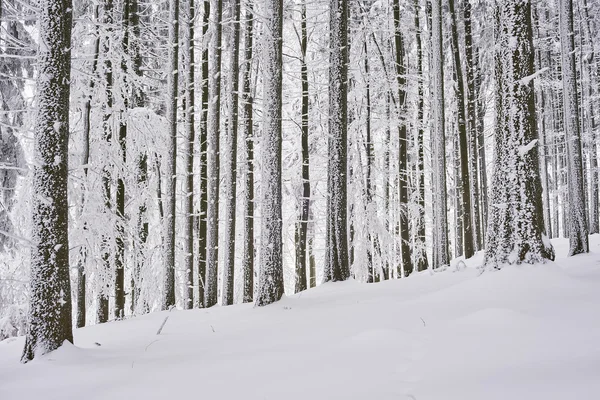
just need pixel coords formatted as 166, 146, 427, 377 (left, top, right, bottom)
1, 237, 600, 400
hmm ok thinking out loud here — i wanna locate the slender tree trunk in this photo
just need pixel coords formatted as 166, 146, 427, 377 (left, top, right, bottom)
413, 0, 428, 271
162, 0, 179, 310
431, 0, 450, 268
205, 0, 223, 308
364, 38, 375, 283
255, 0, 284, 306
222, 0, 241, 306
560, 0, 589, 255
294, 0, 310, 293
77, 5, 101, 328
114, 0, 131, 320
98, 0, 114, 324
325, 0, 350, 282
581, 0, 599, 234
22, 0, 73, 362
393, 0, 413, 277
474, 46, 488, 240
197, 0, 210, 307
183, 0, 196, 309
463, 0, 482, 251
131, 0, 148, 314
241, 0, 255, 303
448, 0, 474, 259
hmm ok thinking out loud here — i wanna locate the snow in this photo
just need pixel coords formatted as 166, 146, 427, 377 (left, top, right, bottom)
2, 236, 600, 399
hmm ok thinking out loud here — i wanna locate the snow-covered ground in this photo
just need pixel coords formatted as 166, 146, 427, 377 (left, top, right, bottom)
2, 237, 600, 400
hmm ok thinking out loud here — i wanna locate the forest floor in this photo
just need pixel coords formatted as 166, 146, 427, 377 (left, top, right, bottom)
1, 237, 600, 399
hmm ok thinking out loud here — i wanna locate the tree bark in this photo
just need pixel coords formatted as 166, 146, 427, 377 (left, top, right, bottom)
560, 0, 589, 255
222, 0, 241, 306
255, 0, 284, 306
22, 0, 73, 362
205, 0, 222, 308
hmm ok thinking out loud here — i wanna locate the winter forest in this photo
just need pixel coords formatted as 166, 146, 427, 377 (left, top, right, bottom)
1, 0, 600, 393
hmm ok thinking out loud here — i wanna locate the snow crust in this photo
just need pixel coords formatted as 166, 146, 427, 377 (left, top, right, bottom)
1, 237, 600, 399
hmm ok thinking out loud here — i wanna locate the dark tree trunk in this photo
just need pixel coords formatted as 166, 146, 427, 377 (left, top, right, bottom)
197, 0, 210, 307
222, 0, 241, 306
413, 0, 428, 272
448, 0, 474, 259
463, 0, 482, 251
162, 0, 180, 310
241, 0, 255, 303
183, 0, 196, 309
294, 0, 310, 293
205, 0, 222, 308
394, 0, 413, 277
98, 0, 114, 324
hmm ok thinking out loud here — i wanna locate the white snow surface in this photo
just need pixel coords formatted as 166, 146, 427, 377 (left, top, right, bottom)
2, 237, 600, 399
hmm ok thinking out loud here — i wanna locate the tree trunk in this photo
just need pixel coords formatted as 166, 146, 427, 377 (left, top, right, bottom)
463, 0, 482, 251
241, 0, 255, 303
413, 0, 428, 272
325, 0, 350, 282
448, 0, 474, 259
98, 0, 114, 324
294, 0, 310, 293
205, 0, 222, 308
22, 0, 73, 362
77, 5, 101, 328
197, 0, 210, 307
162, 0, 179, 310
255, 0, 284, 306
430, 0, 450, 268
183, 0, 196, 309
222, 0, 241, 306
484, 0, 554, 266
560, 0, 589, 255
393, 0, 412, 277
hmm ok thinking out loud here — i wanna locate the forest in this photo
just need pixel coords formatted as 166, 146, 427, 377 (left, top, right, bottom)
0, 0, 599, 372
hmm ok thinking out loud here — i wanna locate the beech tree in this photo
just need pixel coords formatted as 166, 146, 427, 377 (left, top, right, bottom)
22, 0, 73, 362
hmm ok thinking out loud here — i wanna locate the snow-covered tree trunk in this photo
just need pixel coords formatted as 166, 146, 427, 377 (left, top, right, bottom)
463, 0, 482, 251
484, 0, 554, 266
22, 0, 73, 362
325, 0, 350, 282
162, 0, 179, 310
114, 0, 130, 320
98, 0, 114, 324
222, 0, 241, 306
430, 0, 450, 268
413, 0, 428, 272
394, 0, 413, 277
197, 0, 210, 307
183, 0, 196, 310
255, 0, 284, 306
205, 0, 222, 308
241, 0, 255, 304
131, 0, 148, 314
77, 5, 101, 328
559, 0, 589, 256
294, 0, 310, 293
448, 0, 474, 259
